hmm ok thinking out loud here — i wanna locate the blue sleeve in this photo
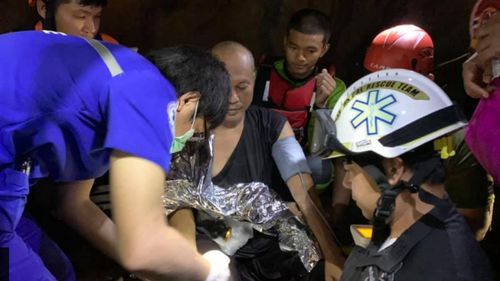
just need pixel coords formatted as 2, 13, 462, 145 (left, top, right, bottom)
104, 70, 176, 173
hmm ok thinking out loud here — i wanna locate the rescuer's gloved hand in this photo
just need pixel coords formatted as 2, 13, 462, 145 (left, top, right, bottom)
203, 250, 231, 281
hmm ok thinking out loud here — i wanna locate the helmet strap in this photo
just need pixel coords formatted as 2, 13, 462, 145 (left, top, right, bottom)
370, 157, 441, 247
379, 104, 466, 148
372, 181, 406, 247
362, 164, 406, 247
42, 0, 57, 31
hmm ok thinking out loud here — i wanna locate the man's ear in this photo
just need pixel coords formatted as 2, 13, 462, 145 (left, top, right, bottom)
177, 91, 201, 112
36, 0, 47, 19
427, 73, 435, 81
320, 42, 330, 58
383, 157, 405, 186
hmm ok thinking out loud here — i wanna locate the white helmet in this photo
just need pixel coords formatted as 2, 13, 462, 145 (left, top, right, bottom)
311, 69, 467, 158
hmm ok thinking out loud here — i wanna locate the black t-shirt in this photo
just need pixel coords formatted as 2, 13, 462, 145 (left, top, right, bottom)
212, 106, 292, 201
204, 106, 323, 279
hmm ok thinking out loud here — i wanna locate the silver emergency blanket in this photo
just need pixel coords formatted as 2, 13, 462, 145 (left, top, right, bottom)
162, 134, 321, 271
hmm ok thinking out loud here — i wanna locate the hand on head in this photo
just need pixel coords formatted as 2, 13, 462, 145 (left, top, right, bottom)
476, 13, 500, 66
464, 13, 500, 99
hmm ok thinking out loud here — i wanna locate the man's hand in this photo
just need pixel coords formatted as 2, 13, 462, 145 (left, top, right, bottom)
324, 260, 342, 281
463, 54, 491, 98
315, 69, 336, 107
464, 13, 500, 99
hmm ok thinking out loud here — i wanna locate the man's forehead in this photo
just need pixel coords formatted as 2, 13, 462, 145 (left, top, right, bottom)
287, 30, 326, 46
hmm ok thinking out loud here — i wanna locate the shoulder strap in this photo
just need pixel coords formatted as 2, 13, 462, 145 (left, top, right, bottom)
253, 64, 272, 106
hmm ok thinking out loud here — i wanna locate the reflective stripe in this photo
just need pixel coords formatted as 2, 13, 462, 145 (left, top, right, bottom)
263, 80, 270, 102
42, 30, 67, 36
83, 38, 123, 77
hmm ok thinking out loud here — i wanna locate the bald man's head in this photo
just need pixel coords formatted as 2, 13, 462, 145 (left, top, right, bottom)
212, 41, 255, 72
211, 41, 255, 126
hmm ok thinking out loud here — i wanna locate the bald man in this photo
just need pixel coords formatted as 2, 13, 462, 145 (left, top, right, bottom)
170, 41, 344, 281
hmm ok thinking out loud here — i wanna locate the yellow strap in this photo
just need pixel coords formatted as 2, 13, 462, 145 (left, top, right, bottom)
433, 135, 455, 159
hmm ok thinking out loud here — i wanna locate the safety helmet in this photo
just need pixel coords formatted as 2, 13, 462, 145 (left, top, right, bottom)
364, 24, 434, 75
310, 69, 467, 159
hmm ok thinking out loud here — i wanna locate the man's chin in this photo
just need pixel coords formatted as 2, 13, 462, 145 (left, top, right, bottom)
223, 113, 243, 125
289, 69, 311, 80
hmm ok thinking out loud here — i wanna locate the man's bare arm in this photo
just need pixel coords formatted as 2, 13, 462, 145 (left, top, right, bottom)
110, 150, 210, 280
168, 208, 197, 250
56, 179, 119, 260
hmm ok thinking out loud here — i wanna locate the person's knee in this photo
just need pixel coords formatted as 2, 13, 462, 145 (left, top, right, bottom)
39, 237, 76, 281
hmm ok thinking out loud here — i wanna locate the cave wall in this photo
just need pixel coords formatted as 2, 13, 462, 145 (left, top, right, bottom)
0, 0, 479, 114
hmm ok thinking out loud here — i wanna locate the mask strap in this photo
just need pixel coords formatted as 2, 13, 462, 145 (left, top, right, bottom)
190, 100, 199, 130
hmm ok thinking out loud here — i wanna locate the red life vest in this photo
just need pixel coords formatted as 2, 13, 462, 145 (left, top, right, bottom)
265, 68, 316, 140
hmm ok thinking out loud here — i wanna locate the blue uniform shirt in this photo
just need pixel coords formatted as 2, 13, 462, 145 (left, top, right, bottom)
0, 31, 176, 182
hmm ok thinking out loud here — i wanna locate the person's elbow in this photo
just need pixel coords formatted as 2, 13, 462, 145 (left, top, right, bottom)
117, 239, 156, 273
119, 248, 148, 273
116, 222, 173, 273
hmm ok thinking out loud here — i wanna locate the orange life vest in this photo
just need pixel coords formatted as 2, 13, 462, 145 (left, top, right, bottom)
254, 65, 316, 144
267, 69, 316, 130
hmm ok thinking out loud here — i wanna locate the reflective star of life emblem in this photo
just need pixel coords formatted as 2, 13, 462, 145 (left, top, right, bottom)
350, 90, 397, 135
167, 101, 177, 137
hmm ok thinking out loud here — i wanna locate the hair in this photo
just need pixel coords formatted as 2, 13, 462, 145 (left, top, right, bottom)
287, 8, 332, 43
399, 142, 446, 185
147, 45, 231, 130
44, 0, 108, 8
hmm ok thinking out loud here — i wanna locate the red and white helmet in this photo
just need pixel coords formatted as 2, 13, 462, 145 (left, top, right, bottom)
364, 24, 434, 75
